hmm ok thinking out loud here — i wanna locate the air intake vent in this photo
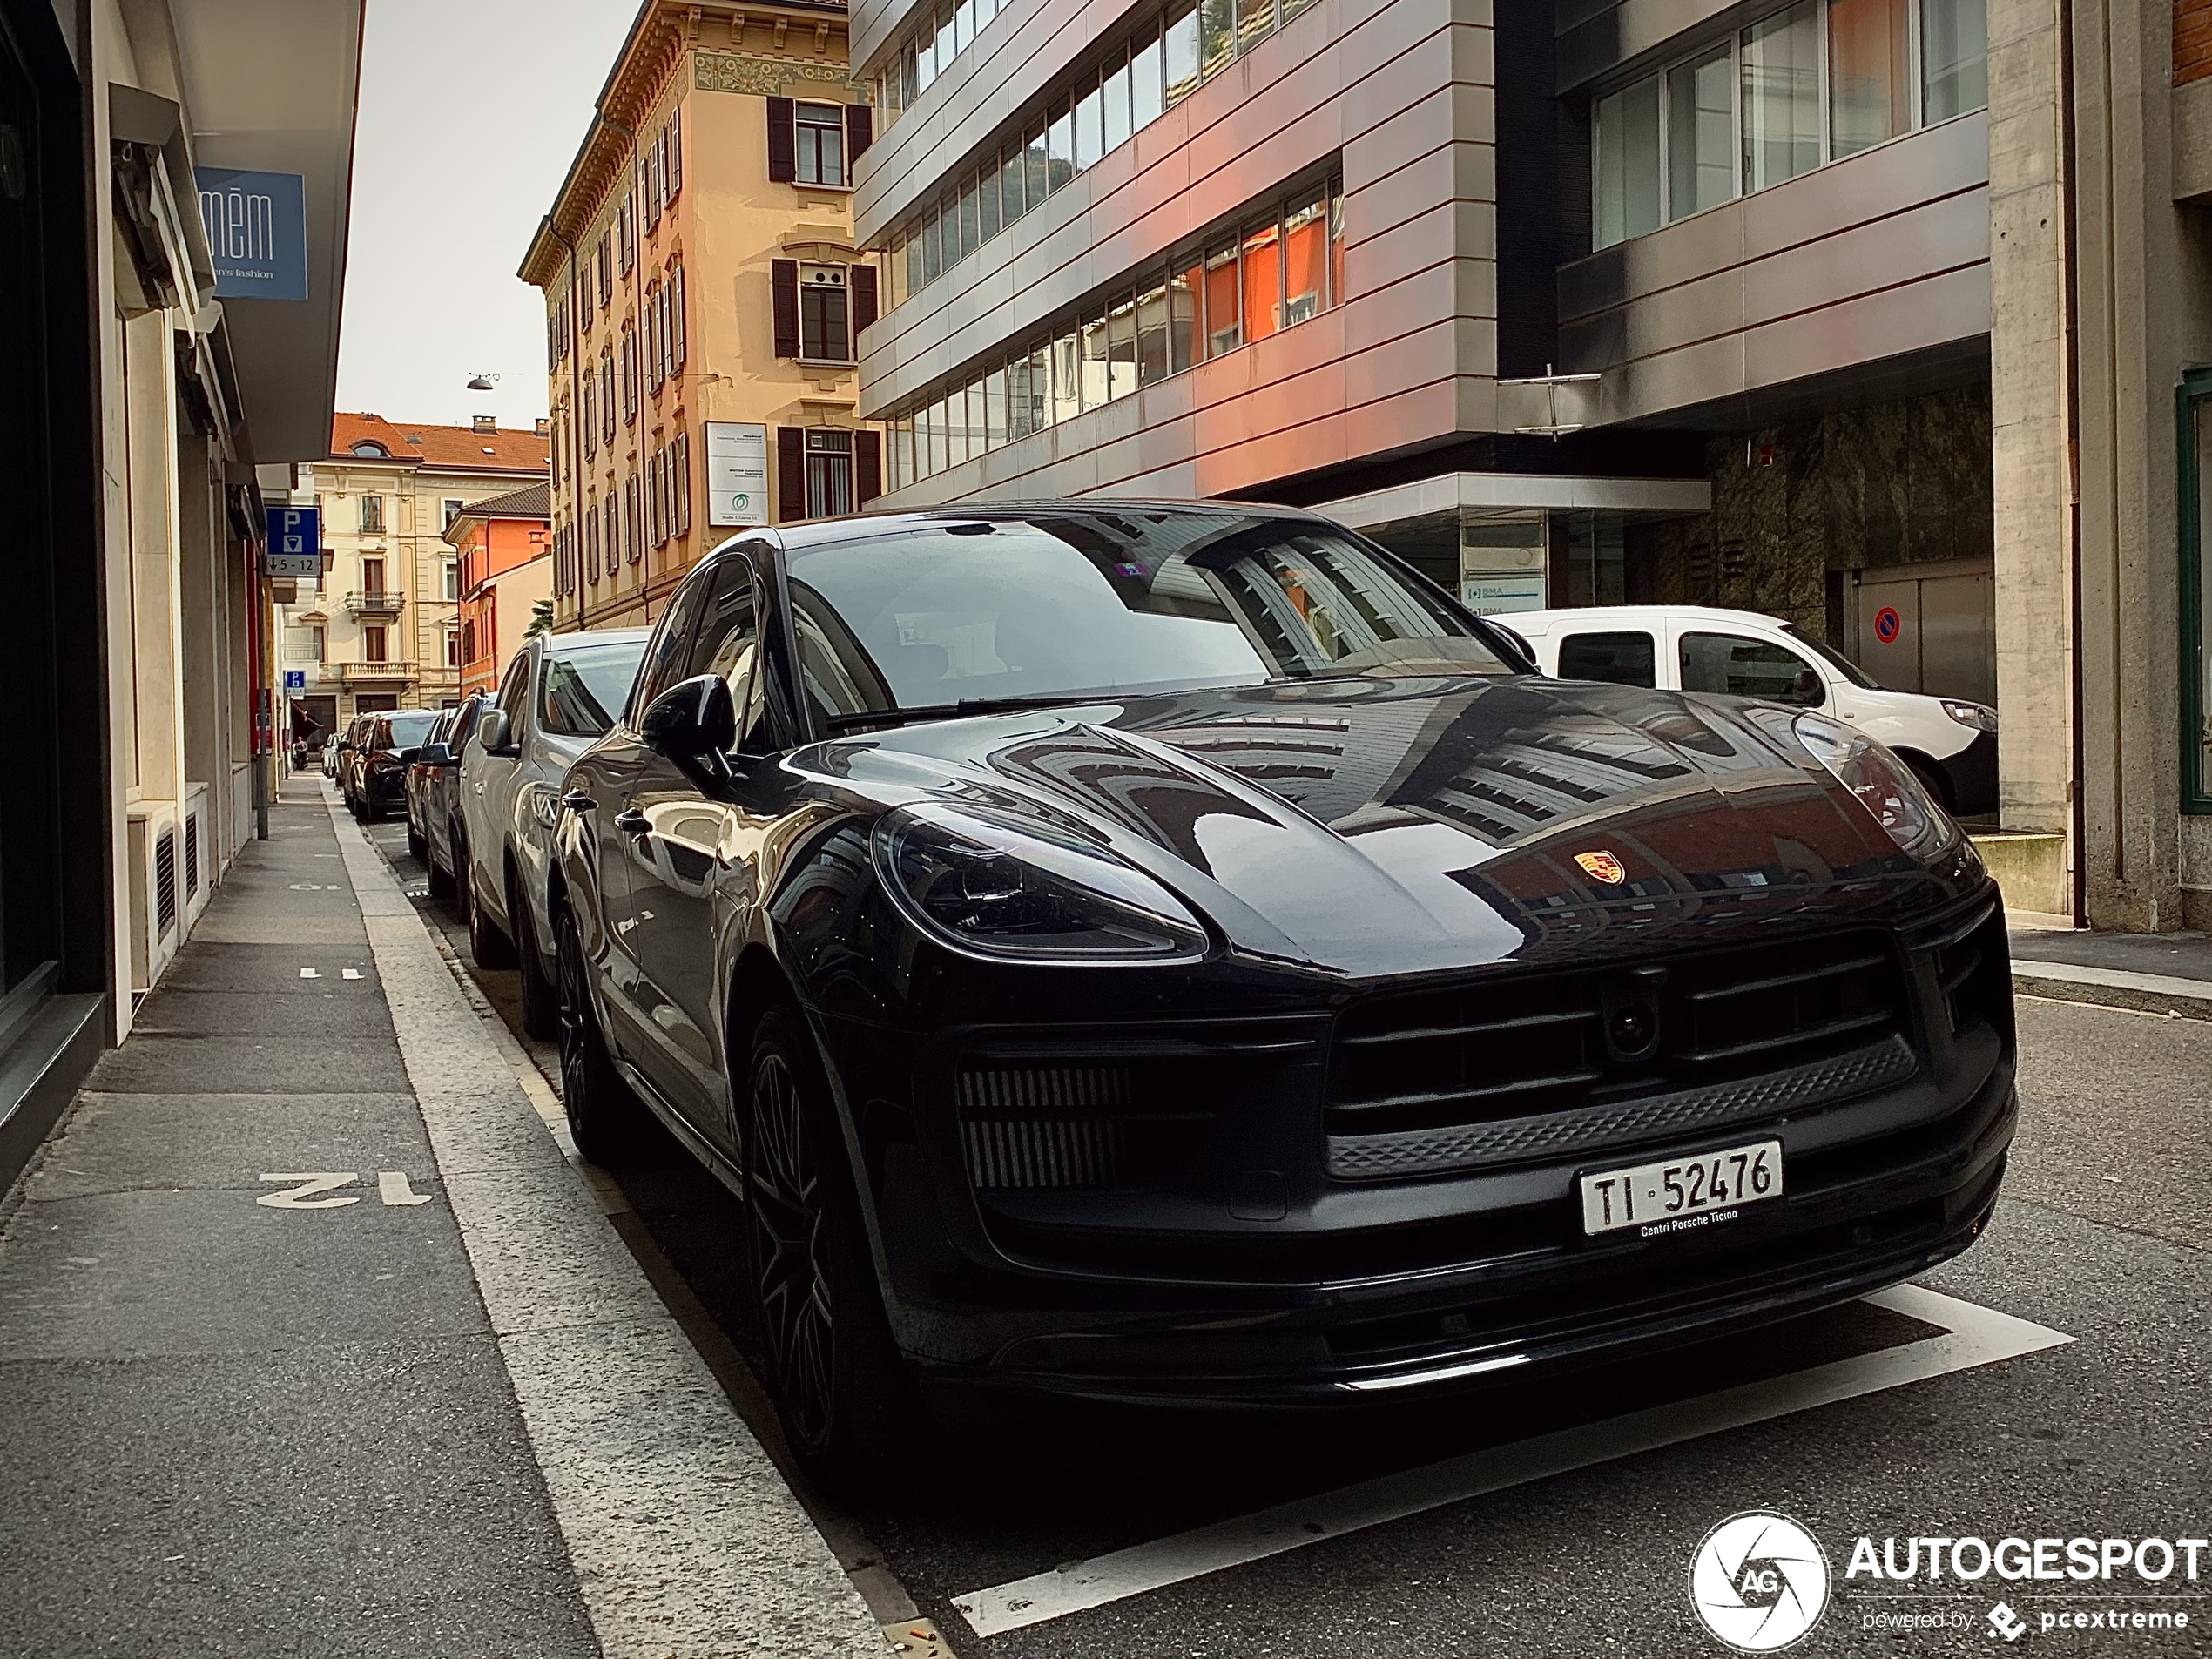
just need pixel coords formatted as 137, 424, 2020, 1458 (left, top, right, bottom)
184, 811, 201, 899
961, 1117, 1129, 1190
153, 828, 179, 937
957, 1064, 1132, 1190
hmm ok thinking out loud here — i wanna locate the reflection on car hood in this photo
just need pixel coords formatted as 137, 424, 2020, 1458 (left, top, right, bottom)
803, 677, 1975, 977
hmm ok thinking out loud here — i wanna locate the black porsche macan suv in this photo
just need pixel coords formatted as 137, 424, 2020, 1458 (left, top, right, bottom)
550, 503, 2014, 1483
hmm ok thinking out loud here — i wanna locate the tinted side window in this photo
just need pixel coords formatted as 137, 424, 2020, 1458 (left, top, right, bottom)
1557, 630, 1656, 687
1679, 631, 1824, 707
685, 557, 766, 750
630, 567, 716, 718
496, 652, 530, 718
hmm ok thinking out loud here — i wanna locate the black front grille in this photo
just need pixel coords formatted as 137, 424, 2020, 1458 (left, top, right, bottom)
1930, 899, 2008, 1040
1325, 931, 1909, 1161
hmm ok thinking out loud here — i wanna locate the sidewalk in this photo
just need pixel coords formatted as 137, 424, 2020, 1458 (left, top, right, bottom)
0, 778, 883, 1658
2010, 922, 2212, 1019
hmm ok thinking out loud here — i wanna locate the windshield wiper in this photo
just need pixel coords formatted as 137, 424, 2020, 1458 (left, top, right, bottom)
820, 693, 1117, 732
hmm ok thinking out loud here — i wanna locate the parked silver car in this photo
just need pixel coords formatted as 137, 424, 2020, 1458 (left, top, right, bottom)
459, 629, 649, 1036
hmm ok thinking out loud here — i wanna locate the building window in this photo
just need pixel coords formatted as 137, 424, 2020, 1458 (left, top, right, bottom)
888, 174, 1345, 487
799, 265, 852, 361
362, 556, 386, 597
1743, 2, 1821, 191
364, 624, 388, 664
805, 429, 854, 517
309, 624, 326, 663
796, 101, 846, 185
1921, 0, 1987, 121
1592, 0, 1986, 251
360, 495, 385, 534
441, 559, 457, 601
442, 497, 464, 530
446, 629, 461, 669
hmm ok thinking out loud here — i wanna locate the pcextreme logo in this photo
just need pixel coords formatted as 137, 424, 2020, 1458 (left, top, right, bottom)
1689, 1511, 1832, 1652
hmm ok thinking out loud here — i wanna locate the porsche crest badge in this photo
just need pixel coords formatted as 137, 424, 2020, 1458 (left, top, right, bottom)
1574, 850, 1627, 885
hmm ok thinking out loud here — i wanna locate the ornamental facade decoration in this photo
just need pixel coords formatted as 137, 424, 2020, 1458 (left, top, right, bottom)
694, 51, 870, 98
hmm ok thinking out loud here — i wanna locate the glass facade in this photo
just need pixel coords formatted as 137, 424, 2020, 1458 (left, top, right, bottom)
885, 178, 1345, 491
1593, 0, 1986, 250
880, 0, 1326, 314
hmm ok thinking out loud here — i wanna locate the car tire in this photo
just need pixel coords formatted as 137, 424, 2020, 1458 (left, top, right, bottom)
510, 872, 560, 1042
406, 819, 428, 862
427, 830, 455, 902
740, 1004, 914, 1494
466, 860, 516, 968
555, 906, 644, 1163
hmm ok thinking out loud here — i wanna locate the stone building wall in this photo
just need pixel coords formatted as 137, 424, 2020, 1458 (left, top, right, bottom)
1627, 384, 1994, 643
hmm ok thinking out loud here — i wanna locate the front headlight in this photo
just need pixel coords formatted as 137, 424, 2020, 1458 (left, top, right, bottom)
1942, 700, 1999, 732
873, 802, 1209, 964
1792, 712, 1957, 860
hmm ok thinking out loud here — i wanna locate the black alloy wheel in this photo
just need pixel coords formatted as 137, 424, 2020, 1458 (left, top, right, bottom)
555, 907, 641, 1163
741, 1006, 910, 1491
510, 872, 559, 1042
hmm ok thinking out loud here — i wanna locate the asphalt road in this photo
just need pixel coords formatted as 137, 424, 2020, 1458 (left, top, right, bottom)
361, 814, 2212, 1659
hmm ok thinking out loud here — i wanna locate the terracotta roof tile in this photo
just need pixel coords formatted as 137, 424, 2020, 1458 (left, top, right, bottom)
330, 412, 550, 475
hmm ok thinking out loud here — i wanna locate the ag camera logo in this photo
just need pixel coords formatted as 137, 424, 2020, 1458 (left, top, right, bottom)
1689, 1511, 1832, 1651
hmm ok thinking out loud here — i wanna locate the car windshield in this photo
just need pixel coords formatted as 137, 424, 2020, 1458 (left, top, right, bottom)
1784, 624, 1879, 689
386, 711, 438, 746
785, 512, 1507, 723
541, 641, 645, 736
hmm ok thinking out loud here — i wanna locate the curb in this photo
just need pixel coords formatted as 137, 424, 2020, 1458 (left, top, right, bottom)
2013, 962, 2212, 1022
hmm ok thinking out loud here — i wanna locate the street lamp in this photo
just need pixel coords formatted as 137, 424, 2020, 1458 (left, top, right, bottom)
466, 371, 500, 391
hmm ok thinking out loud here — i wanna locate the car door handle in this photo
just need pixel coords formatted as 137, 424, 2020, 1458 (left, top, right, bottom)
614, 808, 649, 834
562, 790, 597, 813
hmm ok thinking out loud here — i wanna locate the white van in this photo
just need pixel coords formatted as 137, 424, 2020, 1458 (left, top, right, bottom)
1494, 604, 1997, 816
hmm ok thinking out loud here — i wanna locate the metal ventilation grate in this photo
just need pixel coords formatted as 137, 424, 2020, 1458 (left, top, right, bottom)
153, 827, 179, 937
183, 811, 200, 900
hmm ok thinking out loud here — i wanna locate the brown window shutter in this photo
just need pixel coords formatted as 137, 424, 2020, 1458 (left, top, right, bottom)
669, 106, 683, 197
766, 97, 797, 183
776, 428, 808, 522
855, 429, 883, 506
672, 266, 687, 370
845, 103, 873, 162
771, 260, 800, 357
849, 262, 878, 338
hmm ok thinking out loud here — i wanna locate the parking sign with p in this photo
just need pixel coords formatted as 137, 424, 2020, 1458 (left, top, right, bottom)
264, 505, 322, 579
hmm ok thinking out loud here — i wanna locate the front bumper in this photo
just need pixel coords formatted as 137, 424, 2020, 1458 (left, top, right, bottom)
820, 892, 2017, 1405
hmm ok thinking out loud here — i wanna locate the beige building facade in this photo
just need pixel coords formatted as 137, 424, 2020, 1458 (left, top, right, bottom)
275, 415, 549, 738
523, 0, 882, 634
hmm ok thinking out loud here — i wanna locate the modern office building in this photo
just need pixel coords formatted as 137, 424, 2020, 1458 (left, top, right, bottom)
273, 415, 550, 734
523, 0, 882, 634
0, 0, 362, 1187
449, 482, 556, 697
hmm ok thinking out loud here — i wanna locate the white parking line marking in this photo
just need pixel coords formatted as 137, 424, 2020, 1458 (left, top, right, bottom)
298, 968, 320, 979
341, 968, 363, 981
951, 1284, 2072, 1637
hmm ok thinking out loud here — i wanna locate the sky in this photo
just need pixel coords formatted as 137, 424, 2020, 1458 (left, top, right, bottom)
334, 0, 638, 434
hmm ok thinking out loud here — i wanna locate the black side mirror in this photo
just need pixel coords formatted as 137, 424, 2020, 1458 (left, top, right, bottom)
337, 739, 355, 752
394, 745, 421, 765
418, 742, 455, 767
642, 673, 735, 762
1791, 667, 1825, 706
477, 710, 515, 754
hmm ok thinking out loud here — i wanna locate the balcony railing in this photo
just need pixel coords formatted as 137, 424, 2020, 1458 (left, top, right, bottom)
346, 590, 404, 617
336, 659, 418, 684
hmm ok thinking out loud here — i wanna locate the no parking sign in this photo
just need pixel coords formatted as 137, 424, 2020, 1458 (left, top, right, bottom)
1873, 606, 1902, 644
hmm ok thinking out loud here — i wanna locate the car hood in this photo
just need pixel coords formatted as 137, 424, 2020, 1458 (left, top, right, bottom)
801, 676, 1978, 978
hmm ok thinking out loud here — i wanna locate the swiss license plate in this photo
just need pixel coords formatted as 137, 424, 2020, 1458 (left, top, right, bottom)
1579, 1139, 1783, 1238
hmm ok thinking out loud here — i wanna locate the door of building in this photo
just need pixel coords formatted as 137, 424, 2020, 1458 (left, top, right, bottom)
1851, 556, 1995, 706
